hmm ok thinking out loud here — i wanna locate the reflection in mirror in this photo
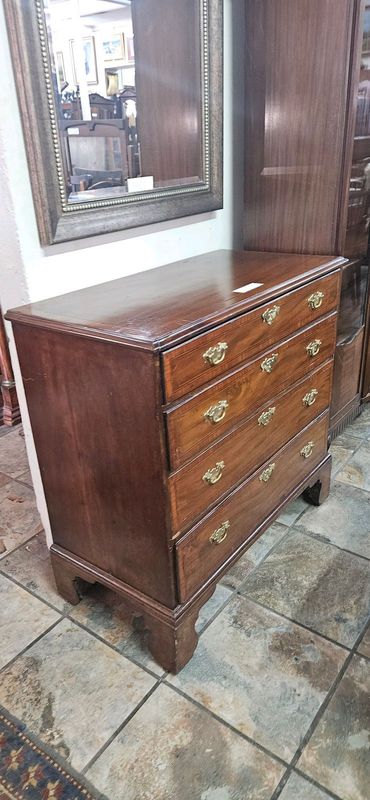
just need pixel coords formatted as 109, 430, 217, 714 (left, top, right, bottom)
44, 0, 205, 204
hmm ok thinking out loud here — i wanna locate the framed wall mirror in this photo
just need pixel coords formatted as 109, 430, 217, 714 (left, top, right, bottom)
4, 0, 223, 245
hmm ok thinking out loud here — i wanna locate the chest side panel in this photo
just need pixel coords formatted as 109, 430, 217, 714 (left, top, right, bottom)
13, 323, 175, 608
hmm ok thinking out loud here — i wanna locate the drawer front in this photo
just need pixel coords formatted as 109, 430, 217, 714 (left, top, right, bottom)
166, 313, 337, 469
169, 361, 333, 535
163, 271, 340, 402
176, 413, 329, 601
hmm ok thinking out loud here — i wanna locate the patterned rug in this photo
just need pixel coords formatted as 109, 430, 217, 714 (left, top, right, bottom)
0, 711, 97, 800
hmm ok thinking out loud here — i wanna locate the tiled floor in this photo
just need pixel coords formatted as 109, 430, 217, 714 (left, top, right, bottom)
0, 414, 369, 800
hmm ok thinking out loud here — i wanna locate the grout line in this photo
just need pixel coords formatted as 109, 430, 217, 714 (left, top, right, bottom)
81, 681, 161, 774
293, 768, 348, 800
297, 527, 370, 564
65, 613, 163, 682
161, 679, 290, 769
238, 595, 351, 653
0, 618, 63, 674
0, 532, 41, 562
0, 564, 69, 616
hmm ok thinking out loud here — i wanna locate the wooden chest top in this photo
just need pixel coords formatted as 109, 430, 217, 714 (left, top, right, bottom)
7, 250, 345, 350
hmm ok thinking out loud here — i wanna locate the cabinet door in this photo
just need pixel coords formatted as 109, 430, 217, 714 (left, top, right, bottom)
244, 0, 356, 254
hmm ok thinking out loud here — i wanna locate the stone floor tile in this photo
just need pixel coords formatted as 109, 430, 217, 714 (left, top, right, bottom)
0, 472, 10, 487
195, 584, 233, 632
296, 482, 370, 560
221, 523, 288, 590
0, 479, 43, 558
277, 495, 308, 526
357, 626, 370, 659
69, 584, 163, 675
345, 406, 370, 440
0, 573, 60, 669
279, 773, 334, 799
0, 427, 30, 478
87, 683, 284, 800
0, 533, 71, 612
298, 655, 370, 800
242, 530, 370, 647
168, 596, 345, 761
336, 442, 370, 492
0, 618, 156, 771
329, 434, 362, 478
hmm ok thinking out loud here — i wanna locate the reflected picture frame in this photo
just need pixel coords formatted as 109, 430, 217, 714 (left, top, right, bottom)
102, 33, 126, 61
70, 36, 98, 86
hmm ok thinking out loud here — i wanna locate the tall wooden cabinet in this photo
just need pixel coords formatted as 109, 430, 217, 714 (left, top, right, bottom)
244, 0, 370, 437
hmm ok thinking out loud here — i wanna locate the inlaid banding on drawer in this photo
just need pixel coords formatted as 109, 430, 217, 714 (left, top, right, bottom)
162, 271, 340, 402
175, 413, 329, 601
168, 361, 333, 534
165, 313, 337, 469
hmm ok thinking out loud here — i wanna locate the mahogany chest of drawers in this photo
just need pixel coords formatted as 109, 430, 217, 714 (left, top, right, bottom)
7, 250, 344, 672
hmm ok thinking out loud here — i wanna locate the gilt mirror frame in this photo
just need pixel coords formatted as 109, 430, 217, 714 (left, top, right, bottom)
3, 0, 223, 245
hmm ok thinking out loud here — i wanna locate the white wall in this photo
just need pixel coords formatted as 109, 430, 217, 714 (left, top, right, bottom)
0, 0, 245, 542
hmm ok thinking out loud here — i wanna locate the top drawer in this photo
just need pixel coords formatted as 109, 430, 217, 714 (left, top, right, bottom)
162, 271, 340, 401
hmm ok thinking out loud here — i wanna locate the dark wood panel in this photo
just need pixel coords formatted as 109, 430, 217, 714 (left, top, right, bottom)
163, 271, 340, 401
0, 309, 20, 426
6, 251, 345, 350
132, 0, 202, 183
244, 0, 354, 254
331, 326, 364, 417
176, 413, 329, 601
166, 314, 337, 468
169, 361, 333, 534
12, 323, 176, 608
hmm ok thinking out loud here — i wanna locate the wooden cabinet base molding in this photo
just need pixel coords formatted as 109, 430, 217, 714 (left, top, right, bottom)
7, 250, 342, 672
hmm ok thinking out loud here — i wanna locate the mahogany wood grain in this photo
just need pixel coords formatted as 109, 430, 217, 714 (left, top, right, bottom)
176, 413, 329, 601
6, 251, 345, 350
163, 271, 340, 402
169, 361, 333, 535
166, 314, 337, 469
12, 322, 176, 608
132, 0, 202, 184
244, 0, 355, 254
331, 326, 365, 417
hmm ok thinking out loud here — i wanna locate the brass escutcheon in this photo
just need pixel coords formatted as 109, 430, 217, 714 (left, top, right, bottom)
259, 463, 276, 482
203, 460, 225, 485
308, 291, 325, 310
258, 407, 276, 426
261, 305, 280, 325
261, 353, 279, 373
203, 341, 228, 366
303, 388, 319, 407
306, 339, 321, 357
209, 520, 230, 545
301, 441, 315, 459
204, 399, 229, 424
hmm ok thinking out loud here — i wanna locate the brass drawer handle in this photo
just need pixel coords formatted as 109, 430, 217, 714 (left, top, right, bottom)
258, 406, 276, 426
204, 399, 229, 424
203, 341, 228, 366
209, 520, 230, 545
259, 463, 276, 482
261, 305, 280, 325
301, 441, 315, 459
308, 291, 324, 310
261, 353, 278, 373
203, 460, 225, 485
306, 339, 321, 357
303, 389, 319, 407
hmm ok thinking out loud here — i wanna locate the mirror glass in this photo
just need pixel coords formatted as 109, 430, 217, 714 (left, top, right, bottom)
43, 0, 206, 204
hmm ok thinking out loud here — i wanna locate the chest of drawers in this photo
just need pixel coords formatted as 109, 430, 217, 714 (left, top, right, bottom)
7, 250, 344, 672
